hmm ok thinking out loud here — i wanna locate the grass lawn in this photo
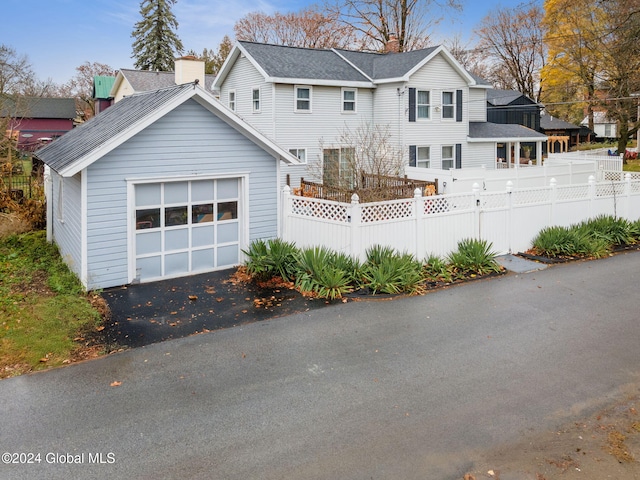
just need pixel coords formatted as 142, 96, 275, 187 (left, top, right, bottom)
0, 230, 107, 378
624, 158, 640, 172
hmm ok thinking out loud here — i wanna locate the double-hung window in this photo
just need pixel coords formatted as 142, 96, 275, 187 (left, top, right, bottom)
442, 145, 454, 170
342, 88, 356, 112
417, 90, 430, 119
417, 147, 430, 168
323, 147, 354, 187
228, 90, 236, 111
252, 87, 260, 112
295, 86, 311, 112
288, 148, 307, 163
442, 91, 454, 119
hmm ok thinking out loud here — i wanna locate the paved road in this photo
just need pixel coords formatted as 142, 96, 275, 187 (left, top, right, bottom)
1, 253, 639, 480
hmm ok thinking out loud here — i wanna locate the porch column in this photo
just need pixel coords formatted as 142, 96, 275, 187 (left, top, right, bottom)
515, 141, 521, 169
536, 140, 543, 167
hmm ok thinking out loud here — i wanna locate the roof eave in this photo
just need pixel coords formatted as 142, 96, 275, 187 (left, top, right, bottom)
467, 135, 548, 143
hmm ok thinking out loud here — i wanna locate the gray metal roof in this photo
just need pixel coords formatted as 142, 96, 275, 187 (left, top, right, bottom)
120, 69, 217, 92
35, 84, 193, 172
0, 97, 76, 119
469, 122, 547, 139
239, 42, 371, 82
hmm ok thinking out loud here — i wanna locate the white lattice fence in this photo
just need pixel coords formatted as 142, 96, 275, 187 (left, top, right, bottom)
281, 177, 640, 260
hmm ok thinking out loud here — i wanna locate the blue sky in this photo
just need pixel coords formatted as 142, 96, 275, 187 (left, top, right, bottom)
3, 0, 539, 85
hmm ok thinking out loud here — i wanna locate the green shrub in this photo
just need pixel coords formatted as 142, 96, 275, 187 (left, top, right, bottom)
577, 215, 636, 247
295, 246, 353, 299
532, 226, 609, 258
360, 246, 425, 295
447, 238, 502, 276
242, 239, 271, 280
423, 254, 453, 283
243, 238, 300, 282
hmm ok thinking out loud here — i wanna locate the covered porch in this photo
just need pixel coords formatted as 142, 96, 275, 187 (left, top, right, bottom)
468, 122, 548, 170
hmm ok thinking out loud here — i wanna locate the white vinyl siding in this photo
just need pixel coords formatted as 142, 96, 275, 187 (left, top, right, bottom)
468, 88, 487, 122
83, 99, 280, 290
51, 171, 83, 281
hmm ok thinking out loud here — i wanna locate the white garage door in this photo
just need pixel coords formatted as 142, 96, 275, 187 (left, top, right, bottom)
134, 178, 240, 282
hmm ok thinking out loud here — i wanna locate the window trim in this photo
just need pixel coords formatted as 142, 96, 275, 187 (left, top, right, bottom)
442, 91, 455, 120
252, 87, 261, 113
416, 146, 430, 168
294, 85, 312, 113
341, 88, 357, 113
228, 89, 236, 111
417, 89, 431, 120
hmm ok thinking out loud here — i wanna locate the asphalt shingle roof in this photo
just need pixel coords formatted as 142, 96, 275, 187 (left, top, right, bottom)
35, 84, 194, 173
540, 113, 580, 130
1, 97, 76, 119
486, 89, 529, 106
119, 69, 217, 92
469, 122, 547, 139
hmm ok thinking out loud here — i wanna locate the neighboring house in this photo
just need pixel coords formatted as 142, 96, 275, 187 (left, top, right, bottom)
540, 113, 593, 153
582, 111, 617, 140
213, 41, 547, 187
110, 55, 216, 102
34, 83, 300, 290
92, 75, 115, 114
2, 97, 76, 152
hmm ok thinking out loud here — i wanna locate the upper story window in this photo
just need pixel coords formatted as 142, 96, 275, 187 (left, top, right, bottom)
342, 88, 356, 113
442, 91, 454, 119
295, 86, 311, 112
228, 90, 236, 111
252, 87, 261, 113
417, 90, 430, 119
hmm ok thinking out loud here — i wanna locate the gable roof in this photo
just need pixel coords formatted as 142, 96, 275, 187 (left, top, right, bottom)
486, 89, 539, 107
1, 97, 76, 119
540, 113, 580, 131
35, 83, 300, 177
110, 69, 217, 96
468, 122, 547, 142
93, 76, 115, 99
214, 41, 482, 89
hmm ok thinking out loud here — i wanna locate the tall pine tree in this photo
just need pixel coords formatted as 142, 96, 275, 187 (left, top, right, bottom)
131, 0, 184, 71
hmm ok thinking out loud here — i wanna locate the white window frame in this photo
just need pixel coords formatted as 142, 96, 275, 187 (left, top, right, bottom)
295, 85, 312, 112
417, 90, 430, 120
323, 147, 354, 187
442, 91, 455, 120
442, 145, 454, 170
252, 87, 261, 113
288, 148, 307, 164
341, 88, 357, 113
228, 90, 236, 111
417, 146, 430, 168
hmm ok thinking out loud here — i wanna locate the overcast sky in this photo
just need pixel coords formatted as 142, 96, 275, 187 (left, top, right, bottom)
3, 0, 539, 85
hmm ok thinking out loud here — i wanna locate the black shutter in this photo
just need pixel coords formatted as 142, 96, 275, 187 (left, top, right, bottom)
455, 144, 462, 169
408, 88, 416, 122
409, 145, 417, 167
456, 89, 463, 122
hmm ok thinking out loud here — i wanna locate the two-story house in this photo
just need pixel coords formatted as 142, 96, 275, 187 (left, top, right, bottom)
213, 41, 547, 188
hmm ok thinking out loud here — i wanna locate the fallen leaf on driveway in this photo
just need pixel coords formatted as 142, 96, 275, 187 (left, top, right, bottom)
110, 381, 122, 387
188, 295, 198, 301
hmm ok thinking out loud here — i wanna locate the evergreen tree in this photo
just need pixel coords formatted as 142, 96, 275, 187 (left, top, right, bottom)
131, 0, 184, 71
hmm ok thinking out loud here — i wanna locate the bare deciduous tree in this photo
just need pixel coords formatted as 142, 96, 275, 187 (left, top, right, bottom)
475, 3, 546, 102
234, 6, 356, 49
326, 0, 461, 52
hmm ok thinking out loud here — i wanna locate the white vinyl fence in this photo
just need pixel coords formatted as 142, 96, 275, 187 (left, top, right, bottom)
281, 174, 640, 261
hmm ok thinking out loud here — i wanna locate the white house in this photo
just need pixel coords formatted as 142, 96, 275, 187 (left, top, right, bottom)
213, 41, 547, 188
581, 111, 617, 140
35, 83, 299, 290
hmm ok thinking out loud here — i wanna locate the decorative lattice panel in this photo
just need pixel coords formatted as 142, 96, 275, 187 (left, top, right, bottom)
630, 181, 640, 194
290, 197, 348, 222
555, 184, 589, 201
361, 200, 413, 223
596, 182, 625, 197
512, 188, 550, 206
480, 192, 508, 210
437, 193, 476, 213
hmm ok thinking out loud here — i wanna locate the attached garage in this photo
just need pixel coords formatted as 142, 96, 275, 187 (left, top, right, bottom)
35, 83, 300, 290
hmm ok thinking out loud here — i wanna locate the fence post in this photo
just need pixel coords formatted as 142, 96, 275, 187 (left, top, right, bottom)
350, 193, 361, 261
472, 182, 481, 240
413, 187, 424, 260
588, 175, 596, 219
624, 172, 632, 220
506, 180, 513, 253
281, 185, 290, 240
549, 178, 557, 226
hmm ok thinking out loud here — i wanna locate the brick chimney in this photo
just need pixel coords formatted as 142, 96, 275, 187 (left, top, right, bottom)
174, 55, 205, 85
385, 33, 400, 54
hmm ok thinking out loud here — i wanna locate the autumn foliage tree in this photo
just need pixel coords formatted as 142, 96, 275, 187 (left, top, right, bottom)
234, 6, 355, 49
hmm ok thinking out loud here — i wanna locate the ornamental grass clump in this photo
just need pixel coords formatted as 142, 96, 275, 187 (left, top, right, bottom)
294, 246, 354, 300
242, 238, 299, 282
446, 238, 502, 277
531, 225, 608, 259
577, 215, 636, 247
360, 245, 425, 295
423, 254, 453, 283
